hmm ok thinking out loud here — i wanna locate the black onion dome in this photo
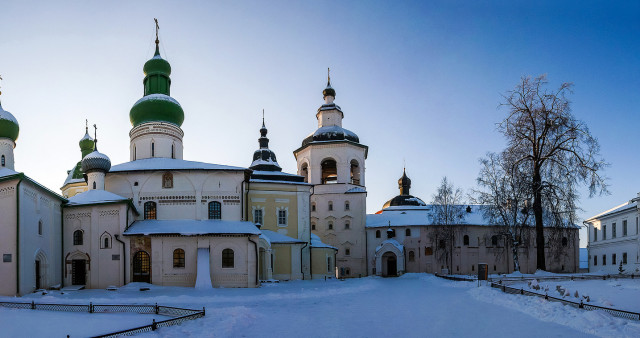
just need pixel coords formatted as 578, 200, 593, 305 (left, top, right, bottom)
382, 195, 427, 209
81, 149, 111, 173
250, 119, 282, 171
323, 84, 336, 98
301, 126, 360, 147
382, 169, 425, 209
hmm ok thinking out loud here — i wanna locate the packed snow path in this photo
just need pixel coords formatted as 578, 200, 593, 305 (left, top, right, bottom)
3, 274, 640, 337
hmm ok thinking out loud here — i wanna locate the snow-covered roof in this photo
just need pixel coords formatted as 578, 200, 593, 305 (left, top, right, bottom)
252, 170, 299, 177
346, 186, 366, 193
124, 219, 261, 236
62, 167, 84, 187
260, 230, 305, 244
310, 233, 337, 250
250, 158, 281, 169
585, 201, 637, 222
375, 239, 404, 254
368, 204, 579, 229
132, 93, 181, 107
249, 179, 310, 185
110, 158, 246, 172
0, 167, 19, 178
0, 105, 18, 124
367, 205, 496, 228
66, 190, 129, 206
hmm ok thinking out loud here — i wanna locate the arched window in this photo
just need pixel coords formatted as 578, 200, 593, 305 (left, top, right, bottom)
300, 163, 309, 183
173, 249, 185, 268
409, 250, 415, 262
171, 144, 175, 159
101, 233, 111, 249
321, 159, 337, 184
38, 220, 43, 235
162, 172, 173, 189
562, 237, 568, 247
144, 201, 157, 220
345, 201, 350, 211
92, 181, 96, 189
1, 155, 5, 167
345, 221, 350, 230
151, 142, 155, 157
345, 248, 351, 256
133, 146, 136, 160
328, 221, 333, 230
327, 257, 332, 273
311, 203, 316, 212
73, 230, 83, 245
463, 235, 469, 246
491, 235, 498, 247
222, 249, 234, 268
405, 228, 411, 237
376, 230, 381, 238
209, 201, 222, 220
350, 159, 360, 185
328, 201, 333, 211
311, 223, 316, 230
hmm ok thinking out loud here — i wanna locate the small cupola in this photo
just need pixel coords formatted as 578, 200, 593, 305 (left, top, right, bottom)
81, 125, 111, 190
250, 111, 282, 172
322, 68, 336, 103
398, 168, 412, 196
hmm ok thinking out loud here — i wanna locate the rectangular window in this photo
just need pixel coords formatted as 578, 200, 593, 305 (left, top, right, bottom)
612, 253, 617, 265
623, 252, 628, 264
603, 255, 607, 265
112, 255, 120, 261
594, 228, 597, 241
3, 254, 11, 263
612, 223, 616, 238
328, 202, 333, 211
623, 220, 628, 236
254, 209, 263, 225
278, 210, 287, 226
594, 255, 597, 266
603, 225, 607, 240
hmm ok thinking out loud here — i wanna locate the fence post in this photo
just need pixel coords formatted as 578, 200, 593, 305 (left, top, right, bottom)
155, 303, 159, 315
152, 319, 157, 331
579, 300, 584, 309
545, 293, 548, 300
502, 285, 506, 292
31, 301, 35, 310
89, 302, 93, 313
520, 288, 524, 295
203, 307, 206, 316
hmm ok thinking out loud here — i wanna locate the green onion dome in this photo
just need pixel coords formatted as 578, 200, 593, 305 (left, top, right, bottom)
79, 128, 95, 158
0, 102, 19, 142
129, 45, 184, 127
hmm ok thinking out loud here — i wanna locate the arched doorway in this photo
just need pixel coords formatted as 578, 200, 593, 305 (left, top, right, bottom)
35, 251, 48, 289
382, 252, 398, 277
133, 251, 151, 283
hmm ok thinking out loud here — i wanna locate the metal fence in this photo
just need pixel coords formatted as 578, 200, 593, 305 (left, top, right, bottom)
488, 282, 640, 321
0, 300, 206, 337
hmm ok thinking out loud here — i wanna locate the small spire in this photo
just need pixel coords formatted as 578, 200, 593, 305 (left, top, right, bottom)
262, 109, 265, 128
154, 18, 160, 56
93, 124, 98, 151
85, 119, 89, 134
322, 68, 336, 100
327, 67, 331, 87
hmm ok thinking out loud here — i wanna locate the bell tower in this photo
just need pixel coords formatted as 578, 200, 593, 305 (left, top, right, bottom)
293, 70, 368, 278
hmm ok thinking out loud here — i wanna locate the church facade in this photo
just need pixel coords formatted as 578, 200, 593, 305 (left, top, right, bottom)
0, 31, 581, 296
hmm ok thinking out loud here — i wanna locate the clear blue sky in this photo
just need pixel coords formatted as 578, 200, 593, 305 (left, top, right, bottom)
1, 1, 638, 247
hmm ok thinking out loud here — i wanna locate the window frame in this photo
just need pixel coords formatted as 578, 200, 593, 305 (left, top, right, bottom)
208, 201, 222, 220
173, 248, 185, 268
144, 201, 157, 220
222, 249, 235, 268
73, 230, 83, 246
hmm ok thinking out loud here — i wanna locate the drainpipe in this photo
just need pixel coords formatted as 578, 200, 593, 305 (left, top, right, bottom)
300, 242, 308, 280
15, 176, 24, 296
60, 202, 64, 289
248, 236, 259, 286
114, 235, 126, 286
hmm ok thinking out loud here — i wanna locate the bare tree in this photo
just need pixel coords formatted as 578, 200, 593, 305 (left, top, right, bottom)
498, 75, 608, 270
430, 177, 465, 273
473, 152, 533, 272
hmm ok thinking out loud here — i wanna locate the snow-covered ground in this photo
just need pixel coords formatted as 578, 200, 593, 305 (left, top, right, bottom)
511, 278, 640, 313
1, 275, 639, 337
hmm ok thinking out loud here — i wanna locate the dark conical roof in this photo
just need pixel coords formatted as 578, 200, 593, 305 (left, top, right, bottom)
250, 119, 281, 172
